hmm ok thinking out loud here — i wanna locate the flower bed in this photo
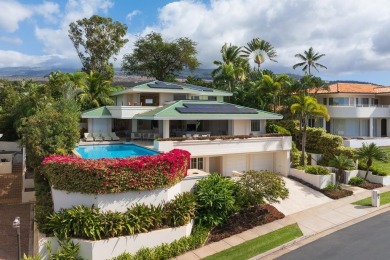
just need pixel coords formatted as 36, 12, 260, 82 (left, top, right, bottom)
289, 168, 335, 189
358, 170, 390, 185
42, 149, 190, 194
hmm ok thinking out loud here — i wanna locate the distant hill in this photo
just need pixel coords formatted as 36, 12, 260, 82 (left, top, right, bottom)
0, 66, 381, 86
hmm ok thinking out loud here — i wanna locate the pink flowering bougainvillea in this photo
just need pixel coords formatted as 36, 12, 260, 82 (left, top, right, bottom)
42, 149, 191, 194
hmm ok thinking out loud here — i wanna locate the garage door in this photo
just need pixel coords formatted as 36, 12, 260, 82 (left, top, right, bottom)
224, 154, 247, 176
252, 152, 273, 171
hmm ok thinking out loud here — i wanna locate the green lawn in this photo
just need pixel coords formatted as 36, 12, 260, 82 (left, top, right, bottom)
371, 146, 390, 175
353, 191, 390, 206
203, 224, 303, 260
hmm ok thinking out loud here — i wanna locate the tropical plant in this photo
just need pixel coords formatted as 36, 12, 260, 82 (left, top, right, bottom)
356, 143, 388, 180
194, 173, 238, 227
293, 47, 327, 75
69, 15, 128, 81
290, 95, 330, 166
122, 32, 199, 81
236, 170, 289, 208
255, 73, 290, 112
242, 37, 277, 70
329, 154, 355, 184
348, 176, 365, 186
212, 43, 249, 92
78, 71, 114, 110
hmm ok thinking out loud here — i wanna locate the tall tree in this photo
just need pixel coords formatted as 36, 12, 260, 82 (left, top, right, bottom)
290, 95, 330, 166
212, 43, 249, 92
357, 143, 388, 180
122, 32, 199, 81
242, 38, 277, 70
293, 47, 327, 75
69, 15, 128, 81
256, 74, 290, 112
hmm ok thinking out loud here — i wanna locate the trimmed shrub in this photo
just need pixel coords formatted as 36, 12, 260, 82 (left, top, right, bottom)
305, 165, 330, 175
42, 193, 196, 240
305, 128, 343, 155
110, 225, 209, 260
194, 173, 238, 227
348, 177, 365, 186
42, 149, 190, 194
290, 142, 302, 168
236, 170, 289, 208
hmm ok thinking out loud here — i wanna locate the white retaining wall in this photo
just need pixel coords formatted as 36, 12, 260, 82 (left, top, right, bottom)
52, 174, 207, 212
39, 221, 193, 260
289, 168, 335, 189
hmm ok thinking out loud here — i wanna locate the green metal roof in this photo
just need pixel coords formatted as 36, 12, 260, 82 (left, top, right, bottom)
81, 106, 112, 118
134, 100, 282, 120
111, 81, 232, 97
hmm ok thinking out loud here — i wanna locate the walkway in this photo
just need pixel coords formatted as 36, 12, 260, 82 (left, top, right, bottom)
176, 185, 390, 260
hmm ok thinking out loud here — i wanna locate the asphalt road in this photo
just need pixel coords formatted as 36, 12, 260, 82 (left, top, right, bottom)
277, 211, 390, 260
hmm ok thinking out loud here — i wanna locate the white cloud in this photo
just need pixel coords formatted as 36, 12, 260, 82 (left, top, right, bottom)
139, 0, 390, 79
33, 1, 61, 24
126, 10, 141, 22
0, 36, 22, 45
0, 1, 32, 32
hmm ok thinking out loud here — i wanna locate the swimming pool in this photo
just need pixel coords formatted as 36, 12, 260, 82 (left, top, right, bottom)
75, 144, 159, 159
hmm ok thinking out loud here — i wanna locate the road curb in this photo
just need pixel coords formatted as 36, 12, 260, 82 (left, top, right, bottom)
253, 203, 390, 260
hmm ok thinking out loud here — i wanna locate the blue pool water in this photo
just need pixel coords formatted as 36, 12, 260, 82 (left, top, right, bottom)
75, 144, 159, 159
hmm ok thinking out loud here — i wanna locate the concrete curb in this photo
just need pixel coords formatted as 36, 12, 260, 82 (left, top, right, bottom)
254, 203, 390, 260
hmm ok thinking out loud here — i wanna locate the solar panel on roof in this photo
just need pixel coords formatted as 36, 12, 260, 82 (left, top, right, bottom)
185, 84, 214, 92
147, 81, 183, 90
176, 103, 258, 114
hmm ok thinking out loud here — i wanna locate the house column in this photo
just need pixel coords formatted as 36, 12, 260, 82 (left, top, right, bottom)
369, 118, 374, 137
132, 119, 137, 133
322, 118, 326, 130
163, 120, 170, 138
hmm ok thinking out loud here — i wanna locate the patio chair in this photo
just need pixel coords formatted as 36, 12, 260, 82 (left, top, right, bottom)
93, 133, 103, 141
101, 133, 112, 141
148, 133, 155, 140
131, 132, 142, 140
109, 132, 120, 141
84, 133, 94, 142
142, 133, 148, 140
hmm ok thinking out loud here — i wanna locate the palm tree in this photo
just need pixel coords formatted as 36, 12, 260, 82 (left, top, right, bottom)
212, 43, 249, 92
290, 95, 330, 166
329, 154, 356, 184
357, 143, 388, 180
293, 47, 327, 75
257, 74, 290, 113
242, 38, 277, 70
78, 71, 113, 110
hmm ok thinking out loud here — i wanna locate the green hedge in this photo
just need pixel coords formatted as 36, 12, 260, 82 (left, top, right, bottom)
305, 165, 330, 175
42, 192, 196, 240
42, 149, 190, 194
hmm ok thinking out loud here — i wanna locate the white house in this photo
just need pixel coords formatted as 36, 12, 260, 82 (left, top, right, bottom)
313, 82, 390, 147
81, 81, 292, 176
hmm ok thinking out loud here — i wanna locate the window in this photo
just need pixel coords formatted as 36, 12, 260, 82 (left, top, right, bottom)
329, 97, 350, 106
208, 96, 217, 101
323, 98, 327, 105
190, 158, 204, 170
251, 120, 261, 132
174, 94, 186, 100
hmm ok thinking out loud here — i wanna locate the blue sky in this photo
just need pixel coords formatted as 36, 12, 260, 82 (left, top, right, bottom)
1, 0, 390, 85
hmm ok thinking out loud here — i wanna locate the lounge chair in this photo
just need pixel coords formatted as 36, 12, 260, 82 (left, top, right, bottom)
84, 133, 94, 142
101, 133, 112, 141
109, 132, 120, 141
93, 133, 103, 141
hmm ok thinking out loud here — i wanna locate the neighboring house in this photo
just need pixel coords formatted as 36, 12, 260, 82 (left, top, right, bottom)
81, 81, 292, 176
313, 82, 390, 147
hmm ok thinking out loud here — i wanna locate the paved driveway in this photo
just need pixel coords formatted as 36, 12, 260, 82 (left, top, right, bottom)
272, 177, 332, 215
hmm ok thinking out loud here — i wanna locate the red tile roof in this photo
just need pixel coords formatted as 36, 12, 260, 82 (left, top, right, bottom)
313, 83, 390, 94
